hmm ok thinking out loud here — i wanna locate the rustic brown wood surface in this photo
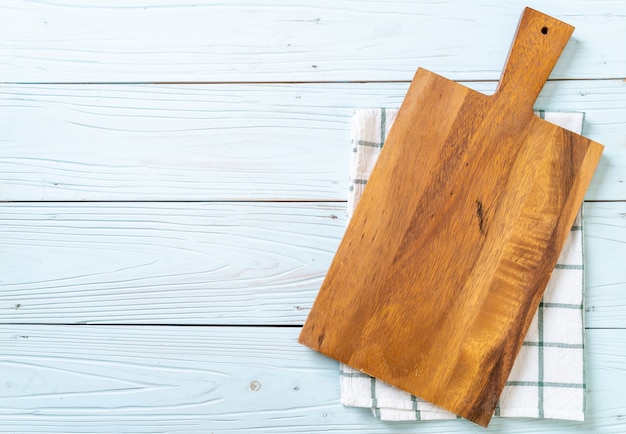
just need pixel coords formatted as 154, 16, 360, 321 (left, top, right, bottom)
299, 7, 604, 427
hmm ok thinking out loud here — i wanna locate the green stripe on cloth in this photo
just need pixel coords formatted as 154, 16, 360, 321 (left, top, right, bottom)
358, 140, 384, 148
523, 341, 584, 349
411, 395, 421, 420
340, 371, 371, 378
555, 264, 584, 270
538, 302, 545, 418
506, 381, 585, 388
540, 302, 583, 309
381, 107, 387, 146
371, 378, 380, 418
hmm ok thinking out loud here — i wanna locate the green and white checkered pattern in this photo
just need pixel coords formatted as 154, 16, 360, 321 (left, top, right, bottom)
340, 108, 586, 422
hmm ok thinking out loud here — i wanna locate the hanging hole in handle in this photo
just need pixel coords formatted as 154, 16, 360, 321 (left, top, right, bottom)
541, 26, 548, 35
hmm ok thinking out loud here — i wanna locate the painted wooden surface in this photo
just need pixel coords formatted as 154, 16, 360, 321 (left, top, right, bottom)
1, 1, 625, 432
0, 0, 624, 82
1, 202, 623, 328
0, 326, 625, 433
1, 80, 624, 201
0, 202, 345, 325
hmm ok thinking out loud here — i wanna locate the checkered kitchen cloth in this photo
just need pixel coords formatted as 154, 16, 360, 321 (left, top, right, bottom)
340, 108, 586, 422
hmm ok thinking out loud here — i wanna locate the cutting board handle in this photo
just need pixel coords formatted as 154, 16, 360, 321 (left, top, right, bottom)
495, 8, 574, 111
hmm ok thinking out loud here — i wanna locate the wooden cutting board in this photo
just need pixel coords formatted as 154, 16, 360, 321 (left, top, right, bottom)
299, 7, 603, 427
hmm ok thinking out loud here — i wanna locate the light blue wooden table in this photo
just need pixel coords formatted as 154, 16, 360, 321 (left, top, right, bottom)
1, 1, 624, 432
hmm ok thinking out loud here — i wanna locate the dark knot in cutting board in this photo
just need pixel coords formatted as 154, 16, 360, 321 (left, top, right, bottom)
476, 200, 485, 235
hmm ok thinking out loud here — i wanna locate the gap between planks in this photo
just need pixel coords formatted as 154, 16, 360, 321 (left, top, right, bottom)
1, 78, 623, 86
2, 323, 617, 330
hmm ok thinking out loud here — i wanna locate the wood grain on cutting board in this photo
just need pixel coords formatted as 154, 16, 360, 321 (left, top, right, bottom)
299, 8, 603, 426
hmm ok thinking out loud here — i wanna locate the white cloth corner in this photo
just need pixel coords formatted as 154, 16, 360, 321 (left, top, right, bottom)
341, 108, 586, 422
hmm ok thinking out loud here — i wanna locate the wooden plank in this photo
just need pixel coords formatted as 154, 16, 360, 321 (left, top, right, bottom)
0, 325, 624, 433
0, 0, 623, 83
0, 202, 345, 325
0, 202, 623, 327
0, 80, 624, 201
584, 201, 626, 329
